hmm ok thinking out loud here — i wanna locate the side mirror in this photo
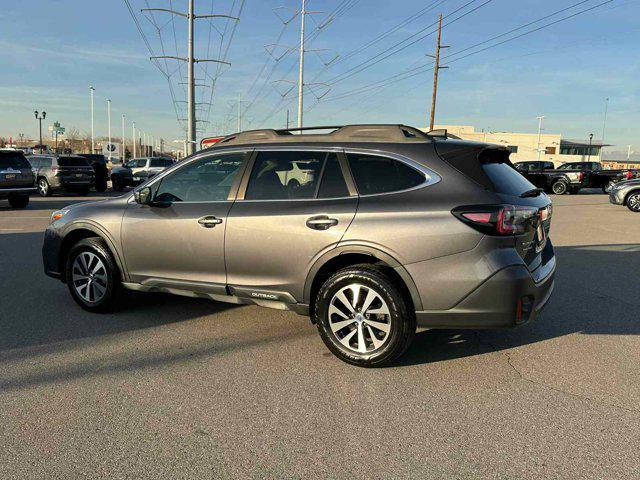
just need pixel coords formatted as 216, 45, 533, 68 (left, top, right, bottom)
134, 186, 152, 205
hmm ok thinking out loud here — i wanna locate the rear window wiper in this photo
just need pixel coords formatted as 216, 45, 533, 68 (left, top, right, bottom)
520, 188, 544, 198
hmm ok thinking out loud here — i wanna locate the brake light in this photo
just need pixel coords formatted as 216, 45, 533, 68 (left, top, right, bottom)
578, 171, 584, 182
453, 205, 539, 236
626, 170, 633, 180
52, 167, 59, 175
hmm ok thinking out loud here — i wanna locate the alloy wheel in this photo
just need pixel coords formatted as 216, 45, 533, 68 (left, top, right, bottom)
71, 252, 108, 303
38, 179, 48, 196
328, 283, 391, 354
628, 193, 640, 212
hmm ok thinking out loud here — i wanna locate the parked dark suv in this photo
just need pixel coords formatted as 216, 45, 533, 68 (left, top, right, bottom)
42, 125, 556, 366
29, 154, 95, 196
0, 149, 36, 208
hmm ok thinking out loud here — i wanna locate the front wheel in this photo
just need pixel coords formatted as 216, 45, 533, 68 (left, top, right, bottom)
551, 180, 568, 195
314, 265, 416, 367
65, 238, 125, 313
8, 195, 29, 208
627, 192, 640, 212
95, 180, 108, 193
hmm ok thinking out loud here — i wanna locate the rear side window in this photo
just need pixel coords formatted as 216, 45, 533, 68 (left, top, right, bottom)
0, 151, 31, 169
481, 161, 536, 196
245, 151, 326, 200
41, 158, 52, 168
346, 153, 424, 195
58, 157, 90, 167
150, 158, 167, 167
318, 155, 349, 198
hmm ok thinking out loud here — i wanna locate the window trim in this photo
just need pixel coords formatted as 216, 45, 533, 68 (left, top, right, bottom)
344, 148, 442, 198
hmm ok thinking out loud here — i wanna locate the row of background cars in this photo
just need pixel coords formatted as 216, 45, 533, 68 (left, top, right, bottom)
513, 160, 640, 212
0, 148, 176, 208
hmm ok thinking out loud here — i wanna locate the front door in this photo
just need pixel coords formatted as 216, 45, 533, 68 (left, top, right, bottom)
225, 149, 357, 301
121, 151, 249, 288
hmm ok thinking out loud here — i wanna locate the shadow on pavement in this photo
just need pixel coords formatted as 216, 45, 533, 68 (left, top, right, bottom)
399, 243, 640, 366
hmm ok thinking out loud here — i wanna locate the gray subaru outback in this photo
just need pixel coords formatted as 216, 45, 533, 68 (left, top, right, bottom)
42, 125, 556, 366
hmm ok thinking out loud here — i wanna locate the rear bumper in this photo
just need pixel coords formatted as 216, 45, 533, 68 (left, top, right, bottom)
416, 253, 556, 329
0, 187, 37, 198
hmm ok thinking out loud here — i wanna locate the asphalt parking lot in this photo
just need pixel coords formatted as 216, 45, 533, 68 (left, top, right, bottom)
1, 191, 639, 479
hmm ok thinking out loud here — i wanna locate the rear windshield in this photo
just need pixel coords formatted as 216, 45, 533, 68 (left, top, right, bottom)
80, 154, 106, 163
0, 151, 31, 169
58, 157, 90, 167
481, 162, 536, 196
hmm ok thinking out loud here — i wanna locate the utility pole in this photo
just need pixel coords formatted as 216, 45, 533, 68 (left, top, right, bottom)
143, 5, 237, 156
286, 109, 290, 129
107, 99, 112, 162
89, 86, 95, 153
121, 114, 126, 162
428, 14, 448, 131
187, 0, 196, 155
536, 115, 545, 161
297, 0, 306, 129
132, 122, 136, 158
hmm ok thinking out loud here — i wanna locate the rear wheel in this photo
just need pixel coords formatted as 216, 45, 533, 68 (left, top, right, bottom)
65, 238, 125, 313
95, 180, 108, 193
569, 187, 580, 195
8, 195, 29, 208
314, 265, 415, 367
603, 181, 615, 193
551, 180, 568, 195
112, 177, 123, 191
627, 192, 640, 212
37, 178, 51, 197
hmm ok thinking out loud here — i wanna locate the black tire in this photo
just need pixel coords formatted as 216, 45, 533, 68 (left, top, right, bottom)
95, 180, 108, 193
551, 180, 568, 195
569, 187, 580, 195
8, 195, 29, 208
314, 265, 416, 367
76, 188, 90, 196
112, 177, 123, 192
37, 177, 51, 197
626, 192, 640, 212
65, 237, 125, 313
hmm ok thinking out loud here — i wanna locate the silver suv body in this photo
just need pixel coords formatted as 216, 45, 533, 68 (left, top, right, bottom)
30, 154, 95, 196
43, 125, 556, 366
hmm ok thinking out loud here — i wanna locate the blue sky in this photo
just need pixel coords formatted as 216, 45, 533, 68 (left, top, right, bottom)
1, 0, 638, 154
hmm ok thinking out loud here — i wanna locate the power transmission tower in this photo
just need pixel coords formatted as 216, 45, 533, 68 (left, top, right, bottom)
142, 3, 238, 155
428, 14, 448, 131
297, 0, 307, 129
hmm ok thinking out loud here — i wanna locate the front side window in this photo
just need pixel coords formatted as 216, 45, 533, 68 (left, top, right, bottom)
154, 152, 246, 203
346, 153, 425, 195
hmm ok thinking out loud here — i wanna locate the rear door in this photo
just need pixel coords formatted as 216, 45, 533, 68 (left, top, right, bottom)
224, 148, 357, 301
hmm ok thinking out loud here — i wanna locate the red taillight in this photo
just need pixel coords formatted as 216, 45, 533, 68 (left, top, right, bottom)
453, 205, 540, 236
51, 167, 59, 175
626, 170, 633, 180
578, 171, 584, 182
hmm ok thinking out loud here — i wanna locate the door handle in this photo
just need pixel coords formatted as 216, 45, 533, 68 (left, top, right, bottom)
198, 216, 223, 228
306, 215, 338, 230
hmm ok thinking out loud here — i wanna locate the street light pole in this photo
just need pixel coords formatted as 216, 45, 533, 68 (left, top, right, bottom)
89, 86, 95, 153
536, 115, 545, 161
132, 122, 136, 158
34, 110, 46, 154
187, 0, 196, 155
121, 114, 126, 162
107, 99, 112, 161
587, 133, 594, 162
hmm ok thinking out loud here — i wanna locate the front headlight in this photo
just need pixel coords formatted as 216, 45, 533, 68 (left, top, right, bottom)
51, 208, 70, 222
